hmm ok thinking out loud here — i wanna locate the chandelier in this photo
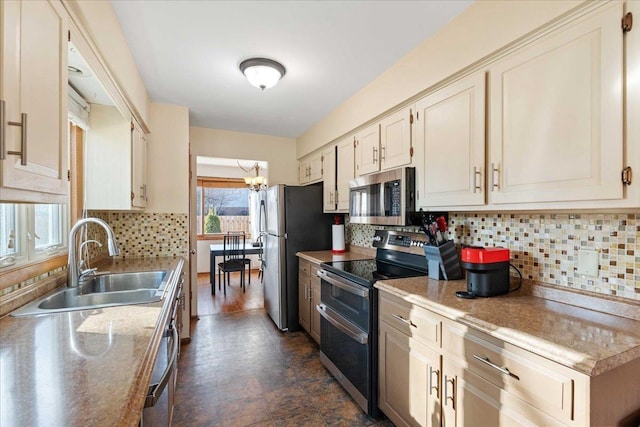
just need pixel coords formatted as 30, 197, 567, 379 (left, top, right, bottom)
238, 161, 267, 191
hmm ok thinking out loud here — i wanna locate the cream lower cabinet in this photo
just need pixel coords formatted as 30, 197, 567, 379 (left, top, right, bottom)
0, 0, 69, 203
309, 265, 321, 343
298, 258, 320, 344
488, 1, 625, 205
378, 289, 640, 426
379, 320, 441, 427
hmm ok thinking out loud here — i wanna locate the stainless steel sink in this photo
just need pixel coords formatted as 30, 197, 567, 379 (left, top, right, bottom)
11, 270, 170, 317
81, 271, 167, 293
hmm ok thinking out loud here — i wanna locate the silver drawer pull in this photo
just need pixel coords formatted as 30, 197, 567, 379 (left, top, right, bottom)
428, 366, 439, 397
473, 354, 519, 380
391, 313, 416, 328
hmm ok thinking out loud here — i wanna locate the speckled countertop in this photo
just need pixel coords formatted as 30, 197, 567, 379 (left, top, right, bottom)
298, 250, 640, 376
374, 276, 640, 377
0, 257, 184, 427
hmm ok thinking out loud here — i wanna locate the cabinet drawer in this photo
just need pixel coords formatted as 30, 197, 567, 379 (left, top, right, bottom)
443, 321, 575, 423
310, 264, 320, 281
299, 260, 311, 276
379, 292, 441, 348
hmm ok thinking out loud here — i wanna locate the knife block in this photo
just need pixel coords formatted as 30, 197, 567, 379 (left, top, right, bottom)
423, 240, 463, 281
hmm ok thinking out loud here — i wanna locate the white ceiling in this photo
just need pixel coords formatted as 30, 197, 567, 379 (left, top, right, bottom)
111, 1, 473, 138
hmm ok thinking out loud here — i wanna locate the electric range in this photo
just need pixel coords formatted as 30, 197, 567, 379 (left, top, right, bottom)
317, 229, 430, 417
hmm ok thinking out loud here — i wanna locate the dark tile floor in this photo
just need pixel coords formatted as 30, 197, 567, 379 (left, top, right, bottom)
173, 273, 393, 427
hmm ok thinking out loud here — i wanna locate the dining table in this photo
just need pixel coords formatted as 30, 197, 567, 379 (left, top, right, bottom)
210, 243, 262, 294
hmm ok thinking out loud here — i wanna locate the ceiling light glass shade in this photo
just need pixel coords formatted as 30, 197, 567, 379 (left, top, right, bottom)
240, 58, 286, 90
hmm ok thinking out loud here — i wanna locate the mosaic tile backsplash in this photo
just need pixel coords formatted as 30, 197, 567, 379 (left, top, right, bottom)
87, 211, 189, 259
347, 213, 639, 301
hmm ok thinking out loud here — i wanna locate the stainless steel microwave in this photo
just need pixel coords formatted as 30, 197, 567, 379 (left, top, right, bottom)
349, 167, 415, 226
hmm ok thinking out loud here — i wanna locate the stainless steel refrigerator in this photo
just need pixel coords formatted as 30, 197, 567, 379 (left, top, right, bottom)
263, 183, 333, 331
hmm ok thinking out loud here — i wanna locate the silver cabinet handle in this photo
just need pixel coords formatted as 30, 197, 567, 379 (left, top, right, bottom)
491, 163, 500, 191
472, 354, 519, 379
2, 100, 27, 165
380, 145, 386, 162
391, 313, 416, 328
429, 366, 440, 397
372, 146, 378, 163
473, 166, 482, 193
443, 374, 455, 409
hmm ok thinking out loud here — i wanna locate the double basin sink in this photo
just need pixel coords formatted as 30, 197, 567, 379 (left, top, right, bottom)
12, 270, 169, 317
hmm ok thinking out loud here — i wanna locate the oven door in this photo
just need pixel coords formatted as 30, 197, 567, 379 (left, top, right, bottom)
317, 303, 369, 411
318, 269, 369, 331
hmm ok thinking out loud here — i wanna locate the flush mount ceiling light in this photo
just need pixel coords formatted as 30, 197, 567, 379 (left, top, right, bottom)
239, 58, 286, 90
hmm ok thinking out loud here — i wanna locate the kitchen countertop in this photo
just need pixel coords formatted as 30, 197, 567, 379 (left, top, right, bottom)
0, 257, 184, 427
375, 276, 640, 376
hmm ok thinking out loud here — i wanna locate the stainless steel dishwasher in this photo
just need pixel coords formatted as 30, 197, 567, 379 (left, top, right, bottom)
140, 279, 182, 426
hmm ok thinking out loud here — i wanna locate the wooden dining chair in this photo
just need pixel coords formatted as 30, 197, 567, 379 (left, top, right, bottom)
217, 232, 248, 294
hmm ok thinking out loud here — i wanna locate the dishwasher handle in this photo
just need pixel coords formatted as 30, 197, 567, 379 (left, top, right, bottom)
145, 323, 178, 408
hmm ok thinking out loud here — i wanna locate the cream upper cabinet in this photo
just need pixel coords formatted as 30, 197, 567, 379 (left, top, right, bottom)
354, 123, 380, 176
298, 150, 323, 185
85, 106, 148, 210
336, 136, 354, 211
131, 121, 148, 208
488, 2, 624, 205
379, 106, 413, 171
322, 145, 336, 212
0, 0, 69, 203
415, 73, 486, 208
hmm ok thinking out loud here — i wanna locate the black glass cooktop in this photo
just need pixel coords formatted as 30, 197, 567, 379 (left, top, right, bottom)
321, 259, 428, 287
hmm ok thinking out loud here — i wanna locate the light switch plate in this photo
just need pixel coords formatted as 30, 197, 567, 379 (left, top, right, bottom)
577, 249, 599, 277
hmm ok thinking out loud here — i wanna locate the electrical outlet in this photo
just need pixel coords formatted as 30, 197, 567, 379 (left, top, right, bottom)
576, 249, 599, 277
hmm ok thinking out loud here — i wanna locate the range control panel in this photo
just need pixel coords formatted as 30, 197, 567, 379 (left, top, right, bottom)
372, 230, 428, 254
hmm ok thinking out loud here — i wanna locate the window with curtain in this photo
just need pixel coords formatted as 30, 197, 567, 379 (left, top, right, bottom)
196, 177, 251, 238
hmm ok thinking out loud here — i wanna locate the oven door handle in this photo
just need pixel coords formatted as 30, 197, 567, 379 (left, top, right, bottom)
317, 269, 369, 298
316, 304, 368, 345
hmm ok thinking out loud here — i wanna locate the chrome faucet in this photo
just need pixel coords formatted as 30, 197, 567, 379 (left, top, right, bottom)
67, 218, 120, 288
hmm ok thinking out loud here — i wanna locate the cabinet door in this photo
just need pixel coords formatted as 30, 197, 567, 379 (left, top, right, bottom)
298, 270, 310, 333
131, 122, 147, 208
298, 159, 310, 184
415, 73, 485, 208
355, 123, 380, 176
1, 0, 68, 201
310, 269, 321, 344
308, 152, 323, 183
442, 358, 565, 427
379, 320, 441, 427
323, 146, 336, 212
336, 136, 354, 211
488, 2, 624, 205
380, 106, 413, 171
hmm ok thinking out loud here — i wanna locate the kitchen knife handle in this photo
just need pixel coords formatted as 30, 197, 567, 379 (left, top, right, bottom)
491, 163, 500, 191
473, 166, 482, 193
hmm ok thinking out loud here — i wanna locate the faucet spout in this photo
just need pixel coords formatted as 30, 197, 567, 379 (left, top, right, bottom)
68, 218, 121, 288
